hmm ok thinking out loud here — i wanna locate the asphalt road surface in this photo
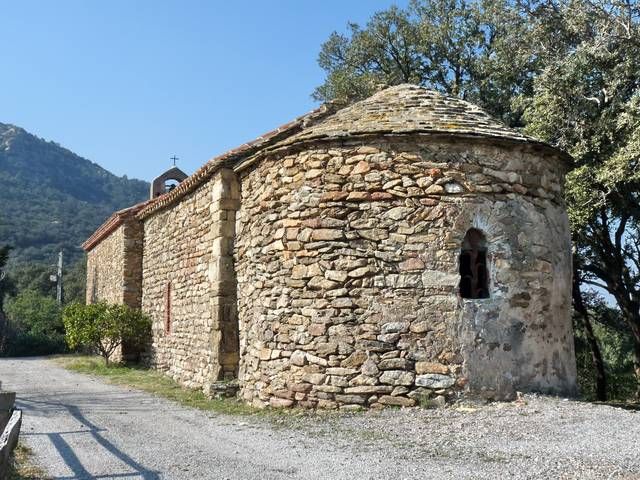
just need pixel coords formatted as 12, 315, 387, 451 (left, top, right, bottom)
1, 357, 639, 480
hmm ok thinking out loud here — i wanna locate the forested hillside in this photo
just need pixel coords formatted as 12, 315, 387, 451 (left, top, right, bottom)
0, 122, 149, 265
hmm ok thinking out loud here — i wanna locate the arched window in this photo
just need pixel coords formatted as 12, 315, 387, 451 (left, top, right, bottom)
459, 229, 489, 299
164, 179, 180, 193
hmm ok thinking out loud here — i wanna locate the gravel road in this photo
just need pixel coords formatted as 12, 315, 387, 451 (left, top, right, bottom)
1, 357, 639, 480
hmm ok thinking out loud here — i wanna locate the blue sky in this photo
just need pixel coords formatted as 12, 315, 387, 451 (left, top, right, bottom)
1, 1, 408, 181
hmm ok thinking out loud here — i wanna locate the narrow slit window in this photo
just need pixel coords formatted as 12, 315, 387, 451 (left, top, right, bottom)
164, 282, 172, 334
459, 229, 489, 299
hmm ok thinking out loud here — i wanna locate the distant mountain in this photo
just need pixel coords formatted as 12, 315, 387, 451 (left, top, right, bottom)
0, 122, 149, 265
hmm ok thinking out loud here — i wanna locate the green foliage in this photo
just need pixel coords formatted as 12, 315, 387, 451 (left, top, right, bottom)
62, 303, 151, 364
0, 244, 12, 311
0, 122, 148, 266
574, 308, 636, 401
519, 1, 640, 231
3, 289, 66, 356
313, 0, 533, 125
6, 263, 57, 299
61, 259, 86, 305
5, 259, 86, 305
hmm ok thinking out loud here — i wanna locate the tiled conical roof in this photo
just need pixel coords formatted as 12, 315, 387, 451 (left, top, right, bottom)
282, 84, 536, 145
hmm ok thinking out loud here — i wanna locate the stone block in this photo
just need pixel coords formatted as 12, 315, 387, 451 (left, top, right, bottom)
331, 297, 353, 308
314, 385, 343, 393
410, 321, 430, 333
346, 192, 370, 201
311, 229, 345, 241
379, 370, 415, 386
308, 323, 327, 336
301, 373, 326, 385
341, 351, 367, 368
315, 342, 338, 355
355, 339, 394, 352
415, 374, 455, 389
351, 160, 370, 175
289, 383, 313, 393
377, 395, 416, 407
361, 359, 379, 376
335, 394, 367, 405
398, 258, 425, 271
358, 229, 389, 241
325, 270, 348, 282
378, 358, 411, 370
348, 266, 371, 278
371, 192, 394, 200
415, 362, 449, 375
269, 397, 293, 408
344, 385, 393, 394
326, 367, 358, 376
305, 353, 328, 366
308, 276, 339, 290
381, 322, 409, 334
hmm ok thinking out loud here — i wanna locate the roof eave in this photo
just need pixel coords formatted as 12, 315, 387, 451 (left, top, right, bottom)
82, 200, 152, 252
232, 129, 573, 174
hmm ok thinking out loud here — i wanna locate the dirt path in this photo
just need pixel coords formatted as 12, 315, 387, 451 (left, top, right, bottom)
1, 357, 639, 479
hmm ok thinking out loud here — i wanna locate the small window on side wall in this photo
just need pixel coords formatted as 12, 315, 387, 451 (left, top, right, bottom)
164, 282, 172, 334
459, 229, 489, 299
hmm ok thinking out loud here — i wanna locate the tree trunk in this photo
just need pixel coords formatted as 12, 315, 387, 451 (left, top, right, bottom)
572, 265, 607, 401
582, 309, 608, 401
0, 311, 6, 354
633, 342, 640, 400
617, 306, 640, 400
630, 324, 640, 400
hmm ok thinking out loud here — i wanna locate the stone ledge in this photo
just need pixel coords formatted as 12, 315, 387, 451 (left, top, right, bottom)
0, 409, 22, 479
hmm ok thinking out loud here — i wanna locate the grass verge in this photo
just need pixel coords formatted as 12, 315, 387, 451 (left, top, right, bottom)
53, 355, 256, 416
8, 443, 50, 480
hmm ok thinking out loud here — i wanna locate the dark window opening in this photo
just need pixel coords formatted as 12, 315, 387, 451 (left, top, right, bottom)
459, 229, 489, 299
164, 179, 180, 193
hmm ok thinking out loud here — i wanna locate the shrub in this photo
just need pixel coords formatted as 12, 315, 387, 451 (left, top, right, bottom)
2, 290, 67, 356
63, 302, 151, 364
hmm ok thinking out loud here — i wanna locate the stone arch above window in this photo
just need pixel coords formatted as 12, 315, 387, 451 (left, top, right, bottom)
459, 228, 489, 299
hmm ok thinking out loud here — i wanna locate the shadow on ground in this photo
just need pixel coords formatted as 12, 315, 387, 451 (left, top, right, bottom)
18, 397, 160, 480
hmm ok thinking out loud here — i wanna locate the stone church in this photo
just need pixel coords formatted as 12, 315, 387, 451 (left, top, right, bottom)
83, 84, 577, 408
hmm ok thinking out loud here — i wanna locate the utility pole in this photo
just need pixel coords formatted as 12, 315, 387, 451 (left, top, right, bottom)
56, 251, 63, 305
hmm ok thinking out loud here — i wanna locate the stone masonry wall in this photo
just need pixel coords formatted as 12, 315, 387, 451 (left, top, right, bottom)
85, 217, 144, 361
121, 219, 144, 309
235, 137, 577, 409
86, 218, 143, 307
86, 224, 126, 305
142, 169, 240, 391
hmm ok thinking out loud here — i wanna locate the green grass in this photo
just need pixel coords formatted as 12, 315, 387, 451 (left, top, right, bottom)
8, 443, 50, 480
53, 355, 256, 416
